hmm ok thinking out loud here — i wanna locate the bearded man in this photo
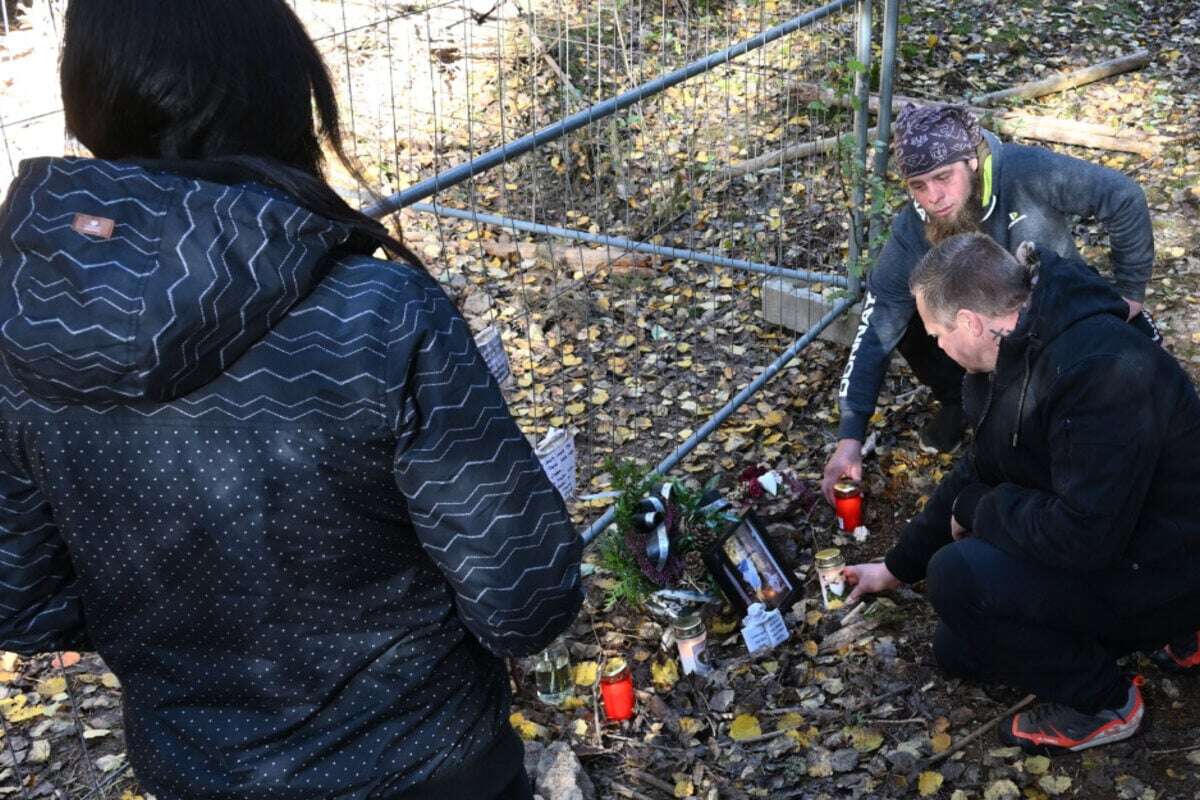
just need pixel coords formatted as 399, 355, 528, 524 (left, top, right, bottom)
822, 105, 1157, 504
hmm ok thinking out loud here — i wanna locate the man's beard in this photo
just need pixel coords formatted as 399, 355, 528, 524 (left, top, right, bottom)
924, 172, 983, 245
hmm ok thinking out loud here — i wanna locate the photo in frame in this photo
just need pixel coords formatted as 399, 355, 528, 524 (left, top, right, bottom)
702, 512, 802, 615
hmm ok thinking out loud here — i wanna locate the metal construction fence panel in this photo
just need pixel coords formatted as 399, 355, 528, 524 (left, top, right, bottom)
0, 0, 897, 795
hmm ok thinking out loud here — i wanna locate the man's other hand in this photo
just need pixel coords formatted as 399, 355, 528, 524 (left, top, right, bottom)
1124, 297, 1143, 321
845, 562, 900, 604
822, 438, 863, 504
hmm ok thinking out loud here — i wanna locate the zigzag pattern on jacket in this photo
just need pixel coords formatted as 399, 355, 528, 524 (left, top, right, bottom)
0, 156, 582, 799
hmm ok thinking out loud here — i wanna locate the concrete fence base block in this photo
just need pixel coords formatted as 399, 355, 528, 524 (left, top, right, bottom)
761, 277, 861, 349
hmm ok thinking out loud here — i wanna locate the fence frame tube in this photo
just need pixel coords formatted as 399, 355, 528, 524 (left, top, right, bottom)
867, 0, 900, 262
366, 0, 856, 215
410, 202, 851, 286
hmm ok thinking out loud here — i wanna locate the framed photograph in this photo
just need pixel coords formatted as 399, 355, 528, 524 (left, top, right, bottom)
702, 512, 802, 615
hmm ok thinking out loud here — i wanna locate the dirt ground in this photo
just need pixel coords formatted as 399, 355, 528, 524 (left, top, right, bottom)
0, 0, 1199, 798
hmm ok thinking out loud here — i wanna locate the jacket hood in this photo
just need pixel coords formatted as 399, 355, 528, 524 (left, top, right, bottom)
0, 157, 356, 404
1005, 247, 1130, 354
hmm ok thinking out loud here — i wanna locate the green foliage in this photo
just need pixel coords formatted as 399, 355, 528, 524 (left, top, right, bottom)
597, 527, 656, 611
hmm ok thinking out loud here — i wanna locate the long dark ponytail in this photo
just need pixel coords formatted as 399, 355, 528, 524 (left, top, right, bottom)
60, 0, 420, 265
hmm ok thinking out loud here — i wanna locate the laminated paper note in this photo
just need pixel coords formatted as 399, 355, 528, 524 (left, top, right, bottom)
474, 324, 511, 386
535, 427, 576, 500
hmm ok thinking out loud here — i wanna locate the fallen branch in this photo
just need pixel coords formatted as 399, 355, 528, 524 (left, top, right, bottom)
972, 50, 1151, 106
925, 693, 1035, 765
480, 239, 657, 273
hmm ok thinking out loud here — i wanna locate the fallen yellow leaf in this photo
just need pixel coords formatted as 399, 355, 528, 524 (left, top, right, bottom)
651, 658, 679, 690
729, 714, 762, 741
508, 712, 544, 740
36, 677, 65, 697
776, 712, 805, 731
931, 731, 952, 753
918, 771, 944, 797
846, 726, 884, 753
673, 776, 695, 798
574, 661, 599, 687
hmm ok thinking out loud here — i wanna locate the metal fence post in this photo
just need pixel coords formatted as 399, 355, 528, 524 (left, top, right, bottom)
867, 0, 900, 263
846, 0, 873, 298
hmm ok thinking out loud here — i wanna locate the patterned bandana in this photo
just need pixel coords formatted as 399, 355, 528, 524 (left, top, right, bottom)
893, 104, 982, 179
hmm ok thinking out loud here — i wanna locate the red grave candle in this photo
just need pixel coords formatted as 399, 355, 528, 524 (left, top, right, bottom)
599, 657, 635, 721
833, 480, 863, 531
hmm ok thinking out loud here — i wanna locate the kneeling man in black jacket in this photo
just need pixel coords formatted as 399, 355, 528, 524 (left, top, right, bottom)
844, 232, 1200, 754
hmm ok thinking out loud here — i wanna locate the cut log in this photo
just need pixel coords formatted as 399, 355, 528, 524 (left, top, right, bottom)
971, 50, 1151, 105
480, 239, 656, 273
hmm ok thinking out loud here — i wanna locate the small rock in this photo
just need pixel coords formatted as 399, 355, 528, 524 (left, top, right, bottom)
830, 748, 859, 773
535, 742, 595, 800
524, 741, 545, 781
873, 637, 897, 660
941, 761, 966, 782
1160, 678, 1180, 699
1115, 775, 1147, 800
709, 689, 735, 713
884, 749, 918, 773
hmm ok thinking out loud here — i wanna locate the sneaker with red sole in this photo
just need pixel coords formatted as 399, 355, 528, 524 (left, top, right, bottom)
997, 676, 1144, 755
1150, 630, 1200, 673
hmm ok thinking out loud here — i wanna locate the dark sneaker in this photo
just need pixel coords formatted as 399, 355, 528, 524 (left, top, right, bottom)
919, 403, 966, 453
1150, 630, 1200, 673
997, 676, 1144, 755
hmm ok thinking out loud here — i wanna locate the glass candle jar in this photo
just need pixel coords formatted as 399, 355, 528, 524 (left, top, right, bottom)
815, 547, 847, 609
531, 639, 573, 706
833, 480, 863, 532
672, 612, 711, 676
600, 657, 635, 721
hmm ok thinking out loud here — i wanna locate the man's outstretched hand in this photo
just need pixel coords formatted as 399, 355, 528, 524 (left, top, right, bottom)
844, 562, 900, 604
822, 438, 863, 504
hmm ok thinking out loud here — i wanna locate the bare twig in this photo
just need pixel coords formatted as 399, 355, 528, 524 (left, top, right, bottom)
1150, 742, 1200, 758
926, 694, 1035, 765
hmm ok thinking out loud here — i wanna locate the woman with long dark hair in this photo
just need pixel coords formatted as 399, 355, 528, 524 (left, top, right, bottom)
0, 2, 582, 798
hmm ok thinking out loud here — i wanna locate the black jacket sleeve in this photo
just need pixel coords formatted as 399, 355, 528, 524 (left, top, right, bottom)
884, 450, 981, 584
0, 433, 91, 654
1020, 147, 1154, 302
837, 211, 926, 442
965, 354, 1157, 572
388, 273, 583, 658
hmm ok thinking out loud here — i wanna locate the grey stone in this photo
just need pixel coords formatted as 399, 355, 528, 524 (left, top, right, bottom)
760, 277, 861, 348
884, 749, 918, 772
535, 741, 596, 800
830, 747, 859, 773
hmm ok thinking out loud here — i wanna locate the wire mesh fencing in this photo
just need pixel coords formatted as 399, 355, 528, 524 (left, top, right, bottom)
0, 0, 896, 795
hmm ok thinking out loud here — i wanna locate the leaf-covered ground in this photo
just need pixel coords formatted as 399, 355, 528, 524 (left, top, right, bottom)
0, 0, 1198, 798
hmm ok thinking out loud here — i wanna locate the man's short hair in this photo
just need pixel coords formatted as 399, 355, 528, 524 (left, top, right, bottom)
910, 233, 1034, 323
893, 105, 983, 180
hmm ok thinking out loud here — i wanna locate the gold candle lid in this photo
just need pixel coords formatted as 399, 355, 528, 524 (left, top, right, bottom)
814, 547, 844, 568
602, 657, 629, 678
833, 480, 861, 498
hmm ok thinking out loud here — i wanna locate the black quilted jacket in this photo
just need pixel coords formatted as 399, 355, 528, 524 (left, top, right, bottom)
0, 157, 582, 799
